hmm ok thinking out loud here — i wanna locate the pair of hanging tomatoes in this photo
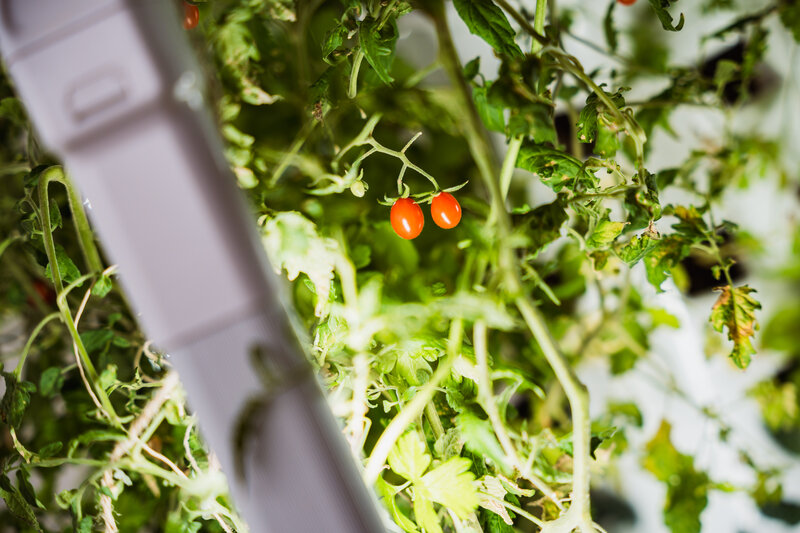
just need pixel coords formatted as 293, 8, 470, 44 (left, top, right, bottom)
390, 192, 462, 240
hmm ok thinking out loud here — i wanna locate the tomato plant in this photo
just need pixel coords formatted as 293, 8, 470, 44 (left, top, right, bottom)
390, 197, 425, 239
1, 1, 799, 532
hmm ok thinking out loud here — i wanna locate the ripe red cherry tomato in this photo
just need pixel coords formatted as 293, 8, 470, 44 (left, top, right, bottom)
27, 280, 55, 308
617, 0, 637, 5
183, 2, 200, 30
390, 198, 424, 240
430, 192, 462, 229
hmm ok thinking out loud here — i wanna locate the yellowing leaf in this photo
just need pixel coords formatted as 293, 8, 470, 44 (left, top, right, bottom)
413, 495, 442, 533
643, 421, 710, 533
477, 476, 513, 525
262, 212, 341, 316
710, 285, 761, 369
420, 457, 478, 519
388, 432, 431, 482
376, 478, 420, 533
586, 220, 627, 249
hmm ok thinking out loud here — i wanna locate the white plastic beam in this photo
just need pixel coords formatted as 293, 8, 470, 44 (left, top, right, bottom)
0, 1, 386, 531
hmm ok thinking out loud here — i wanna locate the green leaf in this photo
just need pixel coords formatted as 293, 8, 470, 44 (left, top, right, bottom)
98, 365, 118, 393
376, 478, 420, 533
643, 421, 710, 533
643, 236, 691, 291
473, 84, 505, 133
16, 468, 44, 509
608, 401, 644, 427
648, 0, 685, 31
91, 274, 113, 297
481, 507, 516, 533
595, 124, 621, 157
463, 57, 481, 80
670, 205, 709, 241
576, 88, 626, 144
45, 244, 82, 286
414, 495, 442, 533
419, 457, 479, 518
0, 485, 42, 531
165, 509, 202, 533
457, 413, 512, 475
516, 141, 596, 192
623, 172, 661, 230
76, 516, 93, 533
38, 441, 63, 458
710, 285, 761, 369
214, 16, 259, 72
433, 428, 463, 460
0, 372, 36, 428
604, 1, 619, 53
48, 199, 62, 230
388, 432, 431, 482
452, 0, 523, 58
779, 2, 800, 42
79, 329, 114, 355
587, 219, 627, 249
39, 367, 64, 398
520, 199, 568, 252
394, 342, 435, 386
262, 212, 342, 317
67, 430, 125, 457
359, 17, 399, 85
508, 102, 557, 143
322, 24, 348, 65
713, 59, 739, 98
222, 124, 254, 148
0, 97, 26, 126
649, 308, 681, 329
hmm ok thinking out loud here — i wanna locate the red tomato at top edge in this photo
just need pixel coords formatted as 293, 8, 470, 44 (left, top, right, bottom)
390, 198, 424, 239
430, 192, 462, 229
183, 2, 200, 30
617, 0, 637, 5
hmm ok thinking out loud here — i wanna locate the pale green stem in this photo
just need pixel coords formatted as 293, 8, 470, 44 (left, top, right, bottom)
38, 168, 120, 426
39, 166, 103, 275
367, 138, 440, 189
498, 0, 547, 208
431, 3, 596, 527
499, 136, 522, 201
516, 297, 592, 526
348, 49, 365, 99
269, 120, 317, 186
14, 312, 60, 378
474, 320, 562, 508
425, 402, 445, 440
531, 0, 547, 55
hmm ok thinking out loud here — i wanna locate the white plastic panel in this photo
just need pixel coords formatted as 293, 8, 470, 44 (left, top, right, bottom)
4, 7, 164, 150
0, 0, 123, 62
171, 310, 386, 533
66, 110, 265, 348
